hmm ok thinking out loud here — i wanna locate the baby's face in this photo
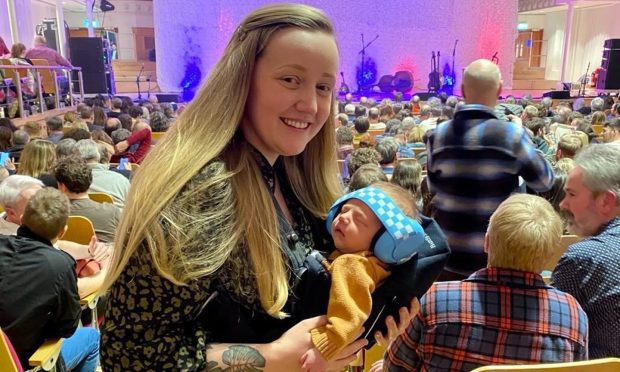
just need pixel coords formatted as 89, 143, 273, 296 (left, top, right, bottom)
332, 199, 382, 254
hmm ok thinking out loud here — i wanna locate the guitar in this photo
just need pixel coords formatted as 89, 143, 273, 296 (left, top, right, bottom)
339, 72, 350, 95
427, 51, 442, 93
440, 40, 458, 96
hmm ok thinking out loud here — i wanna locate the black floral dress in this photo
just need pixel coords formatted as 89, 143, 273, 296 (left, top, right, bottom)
100, 151, 333, 371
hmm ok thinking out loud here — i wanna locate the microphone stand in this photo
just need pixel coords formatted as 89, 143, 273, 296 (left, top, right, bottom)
136, 63, 144, 101
491, 52, 499, 65
358, 34, 379, 93
146, 75, 151, 100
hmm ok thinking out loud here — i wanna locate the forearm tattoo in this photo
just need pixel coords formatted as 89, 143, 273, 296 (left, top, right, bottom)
206, 344, 266, 372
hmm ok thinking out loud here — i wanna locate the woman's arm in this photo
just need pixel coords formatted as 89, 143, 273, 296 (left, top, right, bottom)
205, 316, 367, 372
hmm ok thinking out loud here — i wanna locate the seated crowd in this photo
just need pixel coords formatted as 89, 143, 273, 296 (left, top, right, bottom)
1, 46, 620, 371
0, 93, 179, 370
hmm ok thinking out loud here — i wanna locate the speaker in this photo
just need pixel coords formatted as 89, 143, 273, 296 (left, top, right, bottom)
542, 91, 571, 99
156, 93, 179, 103
598, 40, 620, 89
69, 37, 108, 94
414, 92, 438, 101
604, 38, 620, 49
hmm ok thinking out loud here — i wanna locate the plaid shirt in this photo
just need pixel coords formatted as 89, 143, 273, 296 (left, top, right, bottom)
385, 268, 588, 372
426, 105, 554, 272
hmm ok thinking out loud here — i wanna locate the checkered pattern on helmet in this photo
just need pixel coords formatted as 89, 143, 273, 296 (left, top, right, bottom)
343, 187, 416, 241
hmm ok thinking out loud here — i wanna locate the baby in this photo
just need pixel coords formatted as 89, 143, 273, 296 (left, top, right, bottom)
301, 182, 425, 372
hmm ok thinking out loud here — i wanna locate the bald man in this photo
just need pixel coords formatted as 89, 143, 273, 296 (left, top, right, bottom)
25, 36, 72, 69
426, 59, 554, 278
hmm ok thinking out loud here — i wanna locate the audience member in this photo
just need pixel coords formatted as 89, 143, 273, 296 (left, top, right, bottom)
336, 126, 354, 160
105, 118, 121, 137
149, 111, 171, 132
61, 128, 91, 141
0, 126, 12, 151
385, 194, 588, 371
55, 157, 121, 244
98, 5, 410, 370
16, 139, 57, 187
551, 142, 620, 358
352, 116, 372, 148
391, 159, 423, 211
46, 117, 64, 143
348, 163, 388, 191
76, 139, 129, 208
368, 107, 385, 130
556, 134, 582, 160
348, 148, 381, 178
602, 118, 620, 142
427, 59, 554, 278
0, 187, 100, 371
23, 121, 47, 140
56, 138, 79, 159
376, 138, 399, 178
112, 119, 152, 164
117, 113, 133, 131
525, 117, 550, 154
7, 129, 29, 161
92, 106, 107, 131
25, 35, 72, 68
108, 98, 123, 118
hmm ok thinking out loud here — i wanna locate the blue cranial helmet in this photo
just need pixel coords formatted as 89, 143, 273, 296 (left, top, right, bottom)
325, 186, 425, 265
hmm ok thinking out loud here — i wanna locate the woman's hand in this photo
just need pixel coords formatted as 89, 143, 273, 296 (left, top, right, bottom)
271, 316, 367, 372
373, 297, 420, 348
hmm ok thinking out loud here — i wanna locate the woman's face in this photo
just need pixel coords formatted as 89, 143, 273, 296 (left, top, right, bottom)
242, 28, 339, 164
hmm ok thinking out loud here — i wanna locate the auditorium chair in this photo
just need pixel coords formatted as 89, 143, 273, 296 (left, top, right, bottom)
0, 327, 63, 372
471, 358, 620, 372
151, 131, 166, 142
29, 59, 58, 97
541, 235, 581, 283
592, 124, 603, 135
368, 129, 384, 140
88, 192, 114, 204
62, 216, 101, 330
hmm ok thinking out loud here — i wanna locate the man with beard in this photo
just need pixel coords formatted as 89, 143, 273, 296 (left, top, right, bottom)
551, 142, 620, 358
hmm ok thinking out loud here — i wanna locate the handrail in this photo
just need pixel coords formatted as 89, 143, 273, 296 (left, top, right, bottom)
0, 64, 82, 71
1, 62, 84, 117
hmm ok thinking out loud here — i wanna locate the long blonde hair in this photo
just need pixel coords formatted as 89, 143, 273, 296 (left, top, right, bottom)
17, 139, 56, 178
101, 4, 342, 318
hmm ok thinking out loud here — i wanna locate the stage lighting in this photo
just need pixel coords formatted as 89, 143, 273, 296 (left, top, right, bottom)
100, 0, 115, 12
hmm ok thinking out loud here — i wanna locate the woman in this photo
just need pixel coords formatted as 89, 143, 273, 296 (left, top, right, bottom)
17, 139, 57, 187
93, 106, 108, 128
391, 159, 424, 211
0, 126, 13, 151
8, 42, 35, 95
100, 4, 414, 371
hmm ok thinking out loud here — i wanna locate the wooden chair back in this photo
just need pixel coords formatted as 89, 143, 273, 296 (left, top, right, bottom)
1, 327, 63, 372
0, 328, 21, 372
88, 192, 114, 204
0, 59, 20, 83
151, 131, 166, 142
368, 129, 385, 139
29, 59, 57, 95
63, 215, 95, 245
471, 358, 620, 372
543, 235, 582, 272
592, 124, 603, 135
